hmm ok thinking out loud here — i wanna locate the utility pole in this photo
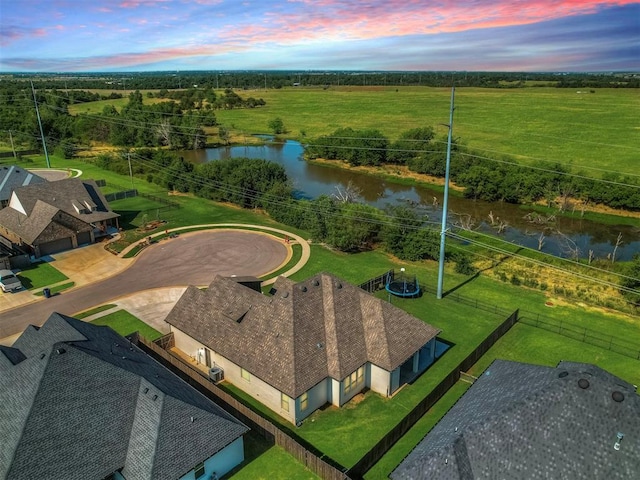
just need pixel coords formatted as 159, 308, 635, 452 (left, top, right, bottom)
9, 131, 17, 160
30, 80, 50, 168
127, 152, 134, 188
437, 86, 455, 299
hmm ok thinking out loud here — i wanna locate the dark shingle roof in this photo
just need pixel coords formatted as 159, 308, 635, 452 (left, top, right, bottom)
0, 178, 118, 246
0, 166, 46, 202
0, 313, 248, 480
10, 177, 118, 223
165, 273, 440, 398
391, 359, 640, 480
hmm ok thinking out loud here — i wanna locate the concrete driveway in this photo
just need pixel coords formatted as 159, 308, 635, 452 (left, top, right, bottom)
0, 230, 289, 340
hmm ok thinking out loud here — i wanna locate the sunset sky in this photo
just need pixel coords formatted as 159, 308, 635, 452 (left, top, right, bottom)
1, 0, 638, 72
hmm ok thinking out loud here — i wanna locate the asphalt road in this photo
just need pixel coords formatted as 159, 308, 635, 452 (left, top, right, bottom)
0, 230, 288, 338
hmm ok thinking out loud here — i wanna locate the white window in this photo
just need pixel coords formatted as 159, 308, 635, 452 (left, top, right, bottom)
300, 392, 308, 411
241, 368, 250, 382
281, 392, 290, 412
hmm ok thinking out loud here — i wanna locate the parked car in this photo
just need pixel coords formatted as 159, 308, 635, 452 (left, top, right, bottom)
0, 269, 23, 292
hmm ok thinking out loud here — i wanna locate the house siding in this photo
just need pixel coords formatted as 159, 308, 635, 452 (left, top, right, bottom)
295, 379, 328, 423
179, 437, 245, 480
172, 326, 295, 424
370, 363, 391, 396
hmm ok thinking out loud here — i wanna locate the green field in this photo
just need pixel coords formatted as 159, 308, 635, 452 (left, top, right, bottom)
63, 86, 640, 177
212, 87, 638, 176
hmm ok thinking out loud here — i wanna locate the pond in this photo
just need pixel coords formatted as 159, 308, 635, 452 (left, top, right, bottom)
178, 139, 639, 261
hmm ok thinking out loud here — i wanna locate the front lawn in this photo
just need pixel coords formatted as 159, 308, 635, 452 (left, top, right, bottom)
16, 262, 68, 289
90, 309, 163, 341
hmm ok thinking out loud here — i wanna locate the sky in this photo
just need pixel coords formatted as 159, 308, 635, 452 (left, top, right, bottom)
0, 1, 638, 72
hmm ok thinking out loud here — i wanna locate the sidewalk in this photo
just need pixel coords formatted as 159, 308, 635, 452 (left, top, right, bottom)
0, 240, 133, 314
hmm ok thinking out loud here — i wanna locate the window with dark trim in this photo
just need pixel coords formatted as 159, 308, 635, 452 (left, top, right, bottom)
194, 462, 205, 478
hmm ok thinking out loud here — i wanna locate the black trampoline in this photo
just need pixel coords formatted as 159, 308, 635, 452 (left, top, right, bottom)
386, 268, 420, 298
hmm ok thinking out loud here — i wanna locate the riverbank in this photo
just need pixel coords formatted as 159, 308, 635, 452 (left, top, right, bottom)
307, 156, 640, 223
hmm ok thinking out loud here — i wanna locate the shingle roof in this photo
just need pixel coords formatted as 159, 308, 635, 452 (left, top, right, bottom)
0, 178, 118, 246
10, 177, 118, 223
0, 313, 248, 480
165, 273, 440, 398
391, 359, 640, 480
0, 200, 92, 244
0, 165, 46, 202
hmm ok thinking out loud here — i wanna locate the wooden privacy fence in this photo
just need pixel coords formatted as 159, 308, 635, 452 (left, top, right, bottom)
134, 334, 349, 480
347, 309, 519, 479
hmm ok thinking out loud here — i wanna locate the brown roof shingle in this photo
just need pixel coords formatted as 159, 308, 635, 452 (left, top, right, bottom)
166, 273, 440, 398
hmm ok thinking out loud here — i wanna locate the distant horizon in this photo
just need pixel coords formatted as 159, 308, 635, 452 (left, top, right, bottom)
1, 1, 638, 73
3, 69, 639, 76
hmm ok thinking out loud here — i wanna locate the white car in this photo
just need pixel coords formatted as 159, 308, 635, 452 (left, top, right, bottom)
0, 269, 23, 292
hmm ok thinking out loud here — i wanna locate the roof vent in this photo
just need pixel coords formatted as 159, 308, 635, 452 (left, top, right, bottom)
614, 432, 624, 451
190, 416, 194, 423
313, 279, 320, 286
578, 379, 590, 389
612, 391, 625, 403
56, 348, 66, 355
282, 291, 289, 298
316, 342, 324, 349
558, 371, 569, 378
336, 282, 342, 289
152, 395, 158, 401
300, 286, 307, 292
143, 387, 149, 394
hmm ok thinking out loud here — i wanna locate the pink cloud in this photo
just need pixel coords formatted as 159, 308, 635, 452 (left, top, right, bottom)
220, 0, 638, 45
119, 0, 171, 8
0, 26, 48, 46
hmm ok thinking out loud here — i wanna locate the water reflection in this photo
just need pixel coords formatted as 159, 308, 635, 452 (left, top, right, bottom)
178, 140, 639, 261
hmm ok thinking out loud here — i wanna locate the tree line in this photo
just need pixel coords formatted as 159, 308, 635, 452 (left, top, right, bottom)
0, 86, 264, 155
305, 127, 640, 211
13, 71, 640, 91
93, 148, 474, 274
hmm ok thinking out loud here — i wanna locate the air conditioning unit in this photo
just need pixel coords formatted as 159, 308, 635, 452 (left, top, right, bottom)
209, 366, 224, 383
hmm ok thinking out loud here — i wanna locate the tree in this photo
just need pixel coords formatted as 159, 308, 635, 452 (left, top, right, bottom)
268, 117, 285, 135
218, 126, 230, 145
325, 202, 381, 251
388, 127, 435, 164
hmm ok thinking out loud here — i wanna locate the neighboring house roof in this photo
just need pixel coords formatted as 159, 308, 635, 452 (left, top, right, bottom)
0, 200, 92, 245
0, 312, 248, 480
391, 359, 640, 479
0, 165, 46, 203
0, 177, 118, 246
8, 177, 118, 224
165, 273, 440, 398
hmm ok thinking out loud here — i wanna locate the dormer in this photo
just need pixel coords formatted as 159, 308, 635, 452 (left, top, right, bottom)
71, 199, 88, 214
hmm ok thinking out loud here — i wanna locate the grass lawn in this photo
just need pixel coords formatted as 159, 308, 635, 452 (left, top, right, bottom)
34, 282, 75, 296
364, 320, 640, 479
89, 309, 163, 341
16, 262, 69, 289
468, 322, 640, 387
212, 86, 639, 176
229, 432, 318, 480
74, 304, 117, 319
364, 381, 471, 480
